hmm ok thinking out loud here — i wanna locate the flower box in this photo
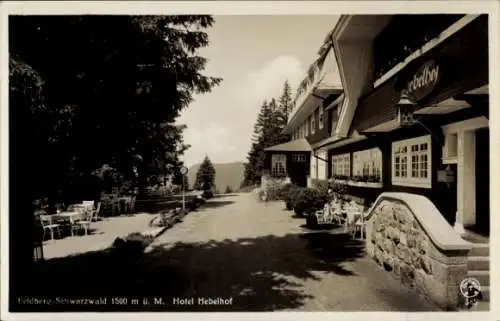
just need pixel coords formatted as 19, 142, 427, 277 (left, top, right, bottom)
347, 180, 383, 188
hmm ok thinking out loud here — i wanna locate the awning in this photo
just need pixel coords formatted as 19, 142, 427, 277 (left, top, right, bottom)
264, 138, 312, 152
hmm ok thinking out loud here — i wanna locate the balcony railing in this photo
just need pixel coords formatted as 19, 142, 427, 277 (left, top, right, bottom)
373, 14, 465, 81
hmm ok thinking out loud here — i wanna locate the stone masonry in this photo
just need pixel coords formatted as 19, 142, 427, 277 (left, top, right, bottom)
365, 193, 472, 311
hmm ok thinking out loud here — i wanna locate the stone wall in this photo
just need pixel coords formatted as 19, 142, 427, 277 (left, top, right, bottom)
365, 192, 472, 311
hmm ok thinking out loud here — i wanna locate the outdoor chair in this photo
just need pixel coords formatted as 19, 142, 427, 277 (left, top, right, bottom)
67, 204, 86, 214
352, 202, 372, 240
345, 201, 363, 232
329, 200, 345, 226
129, 196, 136, 213
91, 201, 102, 222
74, 209, 93, 236
314, 203, 334, 225
352, 214, 366, 240
39, 214, 61, 241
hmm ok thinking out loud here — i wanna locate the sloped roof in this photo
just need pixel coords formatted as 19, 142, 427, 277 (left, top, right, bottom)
264, 138, 312, 152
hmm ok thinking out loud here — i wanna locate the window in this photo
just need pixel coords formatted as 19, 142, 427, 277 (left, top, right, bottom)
318, 106, 324, 129
392, 135, 432, 188
331, 153, 350, 179
311, 155, 318, 179
330, 107, 338, 134
310, 112, 316, 134
271, 154, 287, 177
292, 154, 306, 162
352, 148, 382, 181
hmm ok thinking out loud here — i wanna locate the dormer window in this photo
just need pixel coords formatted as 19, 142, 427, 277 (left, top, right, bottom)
310, 112, 316, 134
318, 106, 324, 129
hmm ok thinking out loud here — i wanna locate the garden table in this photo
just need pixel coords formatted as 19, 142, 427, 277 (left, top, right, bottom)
51, 211, 86, 236
51, 211, 85, 224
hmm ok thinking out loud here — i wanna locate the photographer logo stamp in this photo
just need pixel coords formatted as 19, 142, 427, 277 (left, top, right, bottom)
459, 277, 482, 309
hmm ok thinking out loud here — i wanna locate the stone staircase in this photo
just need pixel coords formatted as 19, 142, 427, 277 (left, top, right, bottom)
463, 239, 489, 310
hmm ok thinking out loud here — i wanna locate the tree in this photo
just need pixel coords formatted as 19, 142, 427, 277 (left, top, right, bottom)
194, 156, 216, 191
9, 15, 221, 199
8, 15, 222, 286
279, 80, 293, 125
242, 84, 292, 187
172, 169, 189, 190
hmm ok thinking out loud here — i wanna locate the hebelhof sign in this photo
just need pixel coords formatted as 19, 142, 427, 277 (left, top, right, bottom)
405, 60, 440, 102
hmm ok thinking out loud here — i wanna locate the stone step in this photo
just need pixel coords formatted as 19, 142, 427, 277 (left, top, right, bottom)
467, 256, 489, 271
481, 286, 490, 302
468, 270, 490, 286
469, 243, 489, 257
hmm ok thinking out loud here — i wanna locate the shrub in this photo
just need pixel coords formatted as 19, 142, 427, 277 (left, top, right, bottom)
282, 184, 300, 210
312, 180, 330, 196
258, 180, 285, 202
110, 232, 154, 262
329, 180, 348, 201
224, 185, 233, 194
202, 189, 214, 199
278, 183, 295, 199
293, 187, 330, 217
291, 187, 307, 215
266, 181, 285, 201
257, 188, 266, 201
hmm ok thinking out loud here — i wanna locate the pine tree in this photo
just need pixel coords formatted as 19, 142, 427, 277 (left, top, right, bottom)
242, 82, 294, 187
279, 80, 293, 125
194, 155, 216, 191
251, 100, 272, 143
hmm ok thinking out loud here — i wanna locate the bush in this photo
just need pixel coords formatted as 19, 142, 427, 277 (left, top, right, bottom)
291, 187, 307, 215
278, 183, 294, 199
224, 185, 233, 194
312, 180, 330, 195
329, 180, 348, 201
265, 181, 284, 201
258, 180, 285, 202
110, 232, 154, 262
202, 189, 214, 199
293, 187, 330, 217
281, 184, 300, 210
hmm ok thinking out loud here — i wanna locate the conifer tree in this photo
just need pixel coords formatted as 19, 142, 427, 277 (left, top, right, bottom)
242, 80, 293, 187
194, 155, 216, 191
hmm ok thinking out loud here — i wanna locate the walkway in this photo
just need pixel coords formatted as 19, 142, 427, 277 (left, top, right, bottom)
142, 193, 440, 311
25, 193, 440, 312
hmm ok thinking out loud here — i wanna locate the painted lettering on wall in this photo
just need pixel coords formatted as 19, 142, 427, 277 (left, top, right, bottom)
406, 60, 440, 102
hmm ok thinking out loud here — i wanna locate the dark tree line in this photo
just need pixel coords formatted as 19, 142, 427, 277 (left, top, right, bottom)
241, 81, 293, 187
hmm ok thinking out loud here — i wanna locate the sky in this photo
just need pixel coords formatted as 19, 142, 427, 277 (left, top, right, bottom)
176, 15, 339, 167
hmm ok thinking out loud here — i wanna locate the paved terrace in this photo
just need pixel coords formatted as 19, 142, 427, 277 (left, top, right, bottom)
25, 193, 439, 312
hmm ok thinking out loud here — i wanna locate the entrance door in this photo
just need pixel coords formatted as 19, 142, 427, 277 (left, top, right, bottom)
475, 128, 489, 236
290, 153, 308, 187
